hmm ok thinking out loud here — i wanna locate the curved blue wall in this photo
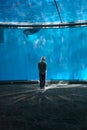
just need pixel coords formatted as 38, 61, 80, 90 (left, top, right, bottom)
0, 27, 87, 80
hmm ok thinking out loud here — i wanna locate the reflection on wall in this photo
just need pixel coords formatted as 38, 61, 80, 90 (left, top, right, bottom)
0, 27, 87, 80
23, 28, 40, 36
0, 29, 4, 44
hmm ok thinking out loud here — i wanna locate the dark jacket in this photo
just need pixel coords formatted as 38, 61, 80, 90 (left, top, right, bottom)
38, 61, 46, 75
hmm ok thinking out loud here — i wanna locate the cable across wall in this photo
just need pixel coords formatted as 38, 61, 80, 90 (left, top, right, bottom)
54, 0, 62, 23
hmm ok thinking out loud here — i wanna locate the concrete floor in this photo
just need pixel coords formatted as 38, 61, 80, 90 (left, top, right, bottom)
0, 83, 87, 130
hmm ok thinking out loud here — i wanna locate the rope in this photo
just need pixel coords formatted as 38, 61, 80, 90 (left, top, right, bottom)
54, 0, 62, 23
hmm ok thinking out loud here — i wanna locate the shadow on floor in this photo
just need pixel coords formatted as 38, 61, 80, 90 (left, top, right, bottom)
0, 83, 87, 130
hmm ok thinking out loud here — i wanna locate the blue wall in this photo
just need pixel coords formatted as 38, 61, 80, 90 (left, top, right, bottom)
0, 27, 87, 80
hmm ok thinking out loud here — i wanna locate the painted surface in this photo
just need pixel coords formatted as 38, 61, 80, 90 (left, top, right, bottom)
0, 0, 87, 80
0, 27, 87, 80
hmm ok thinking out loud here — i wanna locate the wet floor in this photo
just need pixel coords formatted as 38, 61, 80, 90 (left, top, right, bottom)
0, 83, 87, 130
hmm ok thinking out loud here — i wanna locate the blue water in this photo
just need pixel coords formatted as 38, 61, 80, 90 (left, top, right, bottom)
0, 0, 87, 80
0, 0, 59, 22
0, 0, 87, 22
